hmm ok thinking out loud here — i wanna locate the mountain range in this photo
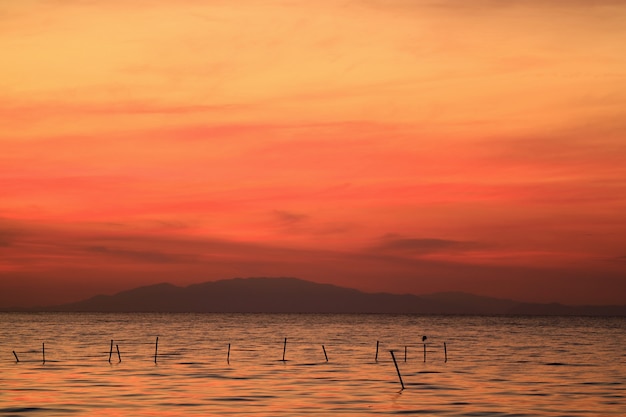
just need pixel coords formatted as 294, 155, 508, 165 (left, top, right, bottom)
38, 277, 626, 316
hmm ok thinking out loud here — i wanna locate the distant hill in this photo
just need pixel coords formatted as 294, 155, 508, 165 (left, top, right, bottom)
41, 277, 626, 316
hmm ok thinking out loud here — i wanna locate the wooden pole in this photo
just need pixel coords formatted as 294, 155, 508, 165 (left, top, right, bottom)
227, 343, 231, 364
390, 350, 405, 390
375, 340, 379, 362
444, 342, 447, 363
42, 343, 45, 364
13, 351, 19, 363
116, 344, 121, 362
322, 345, 328, 362
154, 337, 159, 364
423, 343, 426, 363
108, 340, 113, 363
282, 337, 287, 361
404, 346, 407, 362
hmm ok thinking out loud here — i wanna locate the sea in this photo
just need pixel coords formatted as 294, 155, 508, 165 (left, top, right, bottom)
1, 313, 624, 416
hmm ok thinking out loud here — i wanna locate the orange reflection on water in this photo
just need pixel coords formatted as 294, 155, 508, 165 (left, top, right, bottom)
1, 314, 625, 416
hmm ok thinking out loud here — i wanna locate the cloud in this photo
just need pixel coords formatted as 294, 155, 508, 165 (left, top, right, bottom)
273, 210, 309, 225
374, 234, 482, 254
367, 0, 626, 12
0, 233, 14, 247
84, 245, 199, 264
270, 209, 354, 237
0, 98, 253, 126
0, 218, 28, 247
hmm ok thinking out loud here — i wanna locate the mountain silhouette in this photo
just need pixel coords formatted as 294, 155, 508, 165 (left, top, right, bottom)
43, 277, 626, 315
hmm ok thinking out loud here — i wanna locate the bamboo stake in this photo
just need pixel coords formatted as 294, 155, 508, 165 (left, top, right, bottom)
154, 337, 159, 364
108, 340, 113, 363
227, 343, 231, 364
390, 350, 405, 390
322, 345, 328, 362
13, 351, 19, 363
116, 344, 121, 362
281, 337, 287, 361
375, 340, 379, 362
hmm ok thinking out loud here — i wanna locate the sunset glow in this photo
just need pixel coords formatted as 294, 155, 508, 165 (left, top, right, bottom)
2, 0, 626, 307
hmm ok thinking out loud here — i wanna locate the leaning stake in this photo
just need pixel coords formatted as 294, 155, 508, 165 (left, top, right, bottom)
390, 350, 405, 390
116, 344, 121, 362
108, 340, 113, 363
42, 343, 45, 364
322, 345, 328, 362
13, 351, 19, 363
154, 337, 159, 364
423, 343, 426, 363
227, 343, 231, 364
375, 340, 379, 362
444, 342, 448, 363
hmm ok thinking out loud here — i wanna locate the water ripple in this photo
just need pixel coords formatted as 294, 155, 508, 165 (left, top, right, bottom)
1, 313, 625, 416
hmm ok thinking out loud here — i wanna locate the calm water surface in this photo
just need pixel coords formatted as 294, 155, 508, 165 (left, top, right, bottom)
1, 313, 625, 416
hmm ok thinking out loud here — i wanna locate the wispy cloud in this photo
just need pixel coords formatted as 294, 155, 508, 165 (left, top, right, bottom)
273, 210, 309, 225
0, 232, 14, 247
84, 245, 199, 264
374, 234, 483, 255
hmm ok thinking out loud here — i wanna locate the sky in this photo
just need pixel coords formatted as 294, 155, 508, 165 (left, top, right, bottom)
1, 0, 626, 308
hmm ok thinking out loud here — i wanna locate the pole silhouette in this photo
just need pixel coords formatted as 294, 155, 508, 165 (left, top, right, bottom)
281, 338, 287, 361
390, 350, 405, 390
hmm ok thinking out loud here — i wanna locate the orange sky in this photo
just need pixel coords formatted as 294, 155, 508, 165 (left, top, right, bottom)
1, 0, 626, 307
